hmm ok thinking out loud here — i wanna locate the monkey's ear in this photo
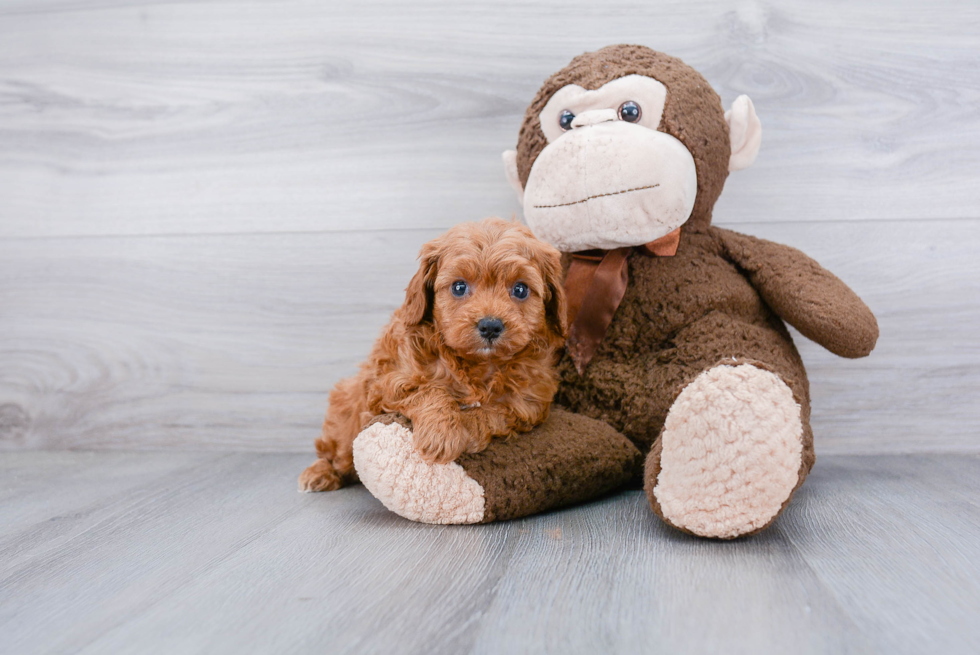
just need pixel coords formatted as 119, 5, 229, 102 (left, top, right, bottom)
403, 243, 440, 326
502, 150, 525, 206
725, 95, 762, 172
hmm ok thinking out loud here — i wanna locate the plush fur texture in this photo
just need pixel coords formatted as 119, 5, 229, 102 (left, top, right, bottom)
522, 72, 698, 251
354, 417, 486, 524
298, 217, 567, 492
516, 45, 732, 233
523, 124, 697, 251
536, 46, 875, 537
552, 226, 874, 458
647, 364, 804, 539
360, 410, 642, 524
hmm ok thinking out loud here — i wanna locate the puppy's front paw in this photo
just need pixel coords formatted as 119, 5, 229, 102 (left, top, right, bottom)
412, 418, 471, 464
298, 459, 342, 492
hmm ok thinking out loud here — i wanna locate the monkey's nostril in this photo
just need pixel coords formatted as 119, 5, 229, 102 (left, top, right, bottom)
477, 317, 505, 342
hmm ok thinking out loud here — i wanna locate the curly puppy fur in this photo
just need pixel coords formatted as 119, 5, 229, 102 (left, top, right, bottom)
299, 218, 567, 492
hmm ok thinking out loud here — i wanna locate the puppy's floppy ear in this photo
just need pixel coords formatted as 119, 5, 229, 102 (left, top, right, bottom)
538, 243, 568, 341
403, 239, 441, 325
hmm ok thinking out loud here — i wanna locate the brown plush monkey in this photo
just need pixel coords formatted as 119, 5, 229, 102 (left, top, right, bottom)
352, 45, 878, 539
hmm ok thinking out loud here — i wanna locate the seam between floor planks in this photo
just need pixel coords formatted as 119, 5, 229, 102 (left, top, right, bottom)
0, 215, 977, 244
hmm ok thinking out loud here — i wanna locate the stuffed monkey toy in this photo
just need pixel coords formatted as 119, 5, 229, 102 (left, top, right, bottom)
353, 45, 878, 539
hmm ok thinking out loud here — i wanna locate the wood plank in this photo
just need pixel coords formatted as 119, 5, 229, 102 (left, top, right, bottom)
0, 451, 221, 575
0, 0, 978, 238
79, 492, 865, 655
783, 454, 980, 653
467, 495, 868, 654
0, 453, 317, 653
1, 451, 977, 653
0, 228, 438, 452
1, 219, 977, 454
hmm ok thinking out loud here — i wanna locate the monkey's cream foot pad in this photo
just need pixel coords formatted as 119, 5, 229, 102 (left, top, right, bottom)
646, 364, 805, 539
353, 421, 486, 524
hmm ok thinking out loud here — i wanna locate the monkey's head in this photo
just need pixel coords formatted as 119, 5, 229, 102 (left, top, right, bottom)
503, 45, 762, 252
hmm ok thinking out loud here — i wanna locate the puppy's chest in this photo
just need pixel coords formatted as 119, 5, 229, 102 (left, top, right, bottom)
451, 368, 509, 408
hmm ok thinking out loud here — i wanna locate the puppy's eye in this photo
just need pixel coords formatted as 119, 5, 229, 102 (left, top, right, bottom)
511, 282, 529, 300
451, 280, 468, 297
618, 101, 641, 123
559, 110, 575, 131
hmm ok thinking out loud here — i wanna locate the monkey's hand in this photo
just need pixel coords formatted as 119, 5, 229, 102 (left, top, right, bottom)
716, 227, 878, 358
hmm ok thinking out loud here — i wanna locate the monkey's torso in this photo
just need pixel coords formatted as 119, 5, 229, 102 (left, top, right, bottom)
556, 228, 812, 455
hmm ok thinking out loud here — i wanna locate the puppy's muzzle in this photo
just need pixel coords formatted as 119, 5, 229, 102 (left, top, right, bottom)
477, 317, 505, 343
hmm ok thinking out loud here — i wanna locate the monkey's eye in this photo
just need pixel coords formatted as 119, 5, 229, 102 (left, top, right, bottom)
558, 110, 575, 131
618, 101, 641, 123
451, 280, 468, 297
511, 282, 529, 300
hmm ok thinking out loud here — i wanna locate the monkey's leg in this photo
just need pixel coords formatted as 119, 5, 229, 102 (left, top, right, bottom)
641, 312, 815, 539
352, 409, 641, 524
645, 361, 814, 539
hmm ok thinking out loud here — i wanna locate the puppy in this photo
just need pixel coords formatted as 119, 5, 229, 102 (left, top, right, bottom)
299, 217, 567, 492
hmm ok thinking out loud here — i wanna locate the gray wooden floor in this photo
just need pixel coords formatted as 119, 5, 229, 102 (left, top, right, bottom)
1, 451, 978, 654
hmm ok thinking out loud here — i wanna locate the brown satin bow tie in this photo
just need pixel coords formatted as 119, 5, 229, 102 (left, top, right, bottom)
564, 227, 681, 374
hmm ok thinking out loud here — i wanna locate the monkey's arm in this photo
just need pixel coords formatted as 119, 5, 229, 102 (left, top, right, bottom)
715, 227, 879, 358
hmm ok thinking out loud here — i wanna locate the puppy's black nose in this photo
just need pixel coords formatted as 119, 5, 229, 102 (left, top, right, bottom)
477, 317, 505, 342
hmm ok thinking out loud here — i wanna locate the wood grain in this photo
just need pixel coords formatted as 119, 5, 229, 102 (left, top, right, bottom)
0, 0, 978, 238
1, 219, 977, 454
1, 0, 978, 454
0, 451, 978, 654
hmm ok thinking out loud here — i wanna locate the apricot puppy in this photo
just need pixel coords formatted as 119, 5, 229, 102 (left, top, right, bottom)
299, 217, 567, 492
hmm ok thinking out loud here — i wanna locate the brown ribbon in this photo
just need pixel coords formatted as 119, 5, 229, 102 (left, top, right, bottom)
638, 226, 681, 257
564, 228, 681, 374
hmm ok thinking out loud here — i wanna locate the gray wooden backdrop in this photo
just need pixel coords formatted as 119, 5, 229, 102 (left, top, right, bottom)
1, 0, 978, 454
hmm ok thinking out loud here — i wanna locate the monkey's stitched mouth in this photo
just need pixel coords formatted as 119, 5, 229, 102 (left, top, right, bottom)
532, 183, 660, 209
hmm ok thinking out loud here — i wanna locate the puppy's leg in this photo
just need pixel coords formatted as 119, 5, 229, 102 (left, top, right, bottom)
451, 392, 555, 458
299, 375, 368, 492
410, 392, 539, 463
456, 405, 510, 454
407, 387, 483, 464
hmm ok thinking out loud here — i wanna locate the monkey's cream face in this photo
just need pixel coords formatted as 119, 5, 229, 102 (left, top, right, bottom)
522, 75, 698, 252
